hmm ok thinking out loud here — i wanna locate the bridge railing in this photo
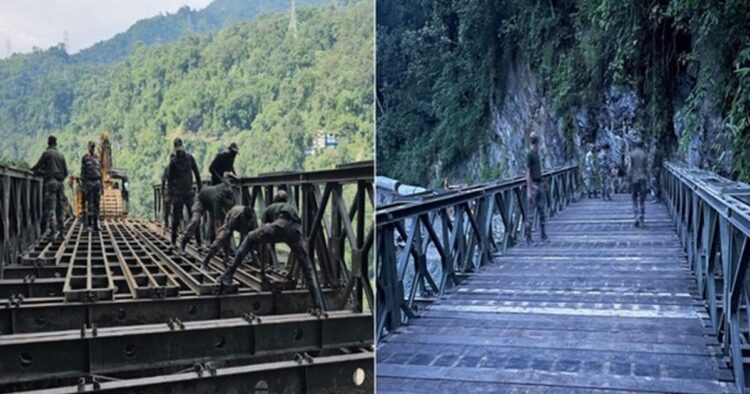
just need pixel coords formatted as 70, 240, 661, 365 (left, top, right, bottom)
0, 165, 44, 277
664, 162, 750, 390
376, 165, 579, 341
154, 161, 375, 312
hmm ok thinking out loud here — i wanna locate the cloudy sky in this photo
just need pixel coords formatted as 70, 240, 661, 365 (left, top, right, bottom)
0, 0, 214, 58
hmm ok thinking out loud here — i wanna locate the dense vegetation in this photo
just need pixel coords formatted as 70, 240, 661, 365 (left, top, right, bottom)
0, 0, 373, 217
377, 0, 750, 184
76, 0, 325, 63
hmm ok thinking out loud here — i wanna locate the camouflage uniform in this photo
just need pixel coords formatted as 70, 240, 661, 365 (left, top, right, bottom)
180, 182, 235, 251
525, 148, 547, 243
200, 205, 258, 269
220, 201, 326, 310
81, 152, 102, 230
630, 146, 648, 227
583, 149, 596, 198
31, 145, 68, 237
166, 150, 201, 247
598, 150, 612, 200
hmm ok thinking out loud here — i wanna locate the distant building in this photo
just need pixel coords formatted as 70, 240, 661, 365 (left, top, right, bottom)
306, 130, 338, 155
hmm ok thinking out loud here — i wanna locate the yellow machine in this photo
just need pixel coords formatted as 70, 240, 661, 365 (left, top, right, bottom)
72, 130, 129, 218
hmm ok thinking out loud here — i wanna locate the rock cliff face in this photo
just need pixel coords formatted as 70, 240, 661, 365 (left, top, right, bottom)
436, 56, 730, 186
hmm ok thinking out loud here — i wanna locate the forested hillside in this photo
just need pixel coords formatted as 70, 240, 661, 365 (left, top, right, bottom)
75, 0, 326, 63
0, 0, 373, 217
377, 0, 750, 186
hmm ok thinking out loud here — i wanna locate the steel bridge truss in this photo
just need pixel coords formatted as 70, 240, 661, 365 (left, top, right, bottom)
0, 162, 374, 393
664, 163, 750, 390
375, 165, 578, 340
154, 161, 374, 312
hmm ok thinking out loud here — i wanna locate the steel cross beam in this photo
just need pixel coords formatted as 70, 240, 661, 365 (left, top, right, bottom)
0, 165, 43, 277
663, 162, 750, 391
376, 165, 579, 341
0, 311, 373, 388
14, 352, 373, 394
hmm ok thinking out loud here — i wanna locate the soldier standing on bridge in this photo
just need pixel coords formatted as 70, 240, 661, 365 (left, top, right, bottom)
525, 132, 548, 245
583, 143, 596, 198
598, 143, 613, 201
178, 181, 236, 254
199, 205, 258, 270
166, 138, 202, 250
218, 190, 326, 311
81, 141, 102, 232
32, 135, 68, 239
629, 138, 648, 227
160, 165, 171, 229
208, 143, 239, 185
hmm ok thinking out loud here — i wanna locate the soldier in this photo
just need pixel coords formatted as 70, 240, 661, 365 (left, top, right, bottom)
219, 190, 326, 311
31, 135, 68, 238
598, 143, 612, 201
166, 138, 202, 249
583, 143, 596, 198
208, 143, 239, 185
81, 141, 102, 231
629, 138, 648, 227
160, 165, 171, 229
525, 132, 548, 245
652, 147, 663, 203
199, 205, 258, 270
178, 181, 236, 254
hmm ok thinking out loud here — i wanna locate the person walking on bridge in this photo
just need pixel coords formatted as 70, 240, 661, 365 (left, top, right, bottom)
166, 138, 202, 249
199, 205, 258, 270
208, 143, 239, 185
32, 135, 68, 239
598, 143, 613, 201
178, 181, 236, 254
219, 190, 326, 311
629, 138, 648, 227
525, 132, 548, 245
81, 141, 102, 232
583, 143, 596, 198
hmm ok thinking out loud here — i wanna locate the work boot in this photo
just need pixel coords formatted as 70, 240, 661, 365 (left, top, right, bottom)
525, 228, 533, 246
219, 269, 236, 287
200, 256, 211, 271
634, 219, 640, 228
177, 238, 188, 256
93, 217, 100, 232
541, 225, 548, 243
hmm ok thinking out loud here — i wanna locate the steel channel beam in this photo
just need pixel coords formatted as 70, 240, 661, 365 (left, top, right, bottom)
0, 311, 373, 385
0, 289, 344, 335
14, 352, 373, 394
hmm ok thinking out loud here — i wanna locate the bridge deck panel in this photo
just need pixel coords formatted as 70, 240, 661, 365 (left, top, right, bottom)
377, 195, 735, 393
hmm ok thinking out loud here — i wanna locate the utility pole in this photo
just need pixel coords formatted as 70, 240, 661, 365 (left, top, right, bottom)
289, 0, 298, 38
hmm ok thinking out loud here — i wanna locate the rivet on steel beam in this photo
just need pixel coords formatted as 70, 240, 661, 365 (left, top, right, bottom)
80, 324, 86, 338
77, 377, 86, 393
91, 324, 98, 337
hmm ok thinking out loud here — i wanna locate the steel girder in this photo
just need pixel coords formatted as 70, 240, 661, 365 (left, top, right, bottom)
0, 311, 373, 387
0, 289, 342, 335
375, 165, 579, 341
663, 162, 750, 391
14, 352, 373, 394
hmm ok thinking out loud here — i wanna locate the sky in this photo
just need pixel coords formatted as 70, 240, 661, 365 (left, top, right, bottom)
0, 0, 214, 59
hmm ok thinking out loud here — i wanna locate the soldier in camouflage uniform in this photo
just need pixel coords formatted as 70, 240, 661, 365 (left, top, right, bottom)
81, 141, 102, 231
166, 138, 202, 249
598, 143, 612, 201
199, 205, 258, 270
219, 190, 326, 311
583, 143, 596, 198
525, 132, 548, 245
629, 138, 649, 227
31, 136, 68, 239
178, 181, 235, 254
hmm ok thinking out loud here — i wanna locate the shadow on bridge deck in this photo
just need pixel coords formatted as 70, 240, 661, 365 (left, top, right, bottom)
377, 194, 736, 393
